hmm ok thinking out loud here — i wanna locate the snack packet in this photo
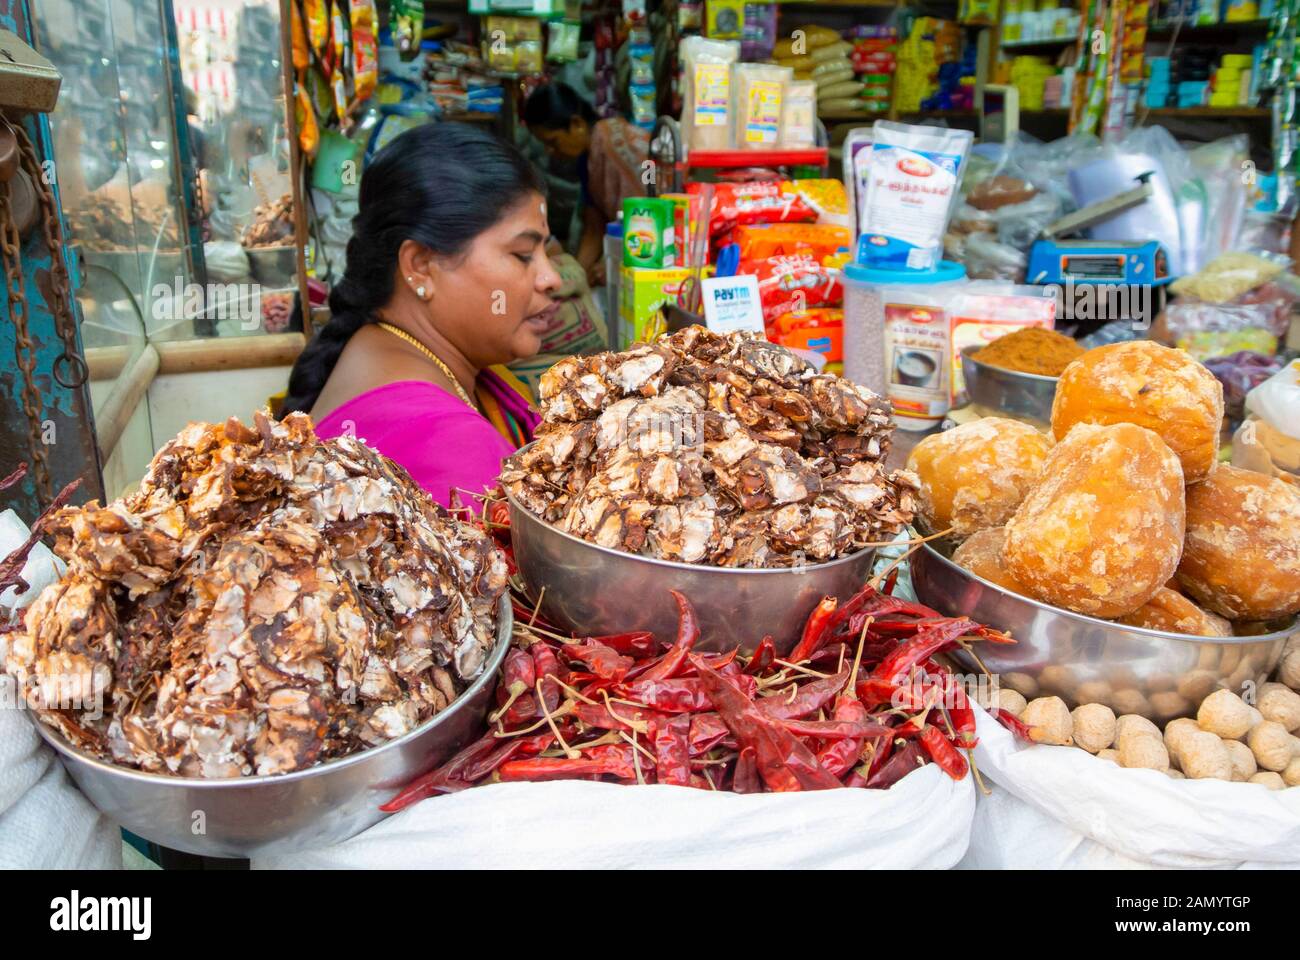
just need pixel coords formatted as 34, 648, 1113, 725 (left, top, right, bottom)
732, 222, 851, 261
689, 181, 817, 237
745, 253, 844, 322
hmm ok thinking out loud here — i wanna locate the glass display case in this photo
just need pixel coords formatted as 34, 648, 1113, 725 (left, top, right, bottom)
34, 0, 301, 344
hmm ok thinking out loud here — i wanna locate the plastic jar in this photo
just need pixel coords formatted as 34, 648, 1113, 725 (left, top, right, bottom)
842, 260, 967, 431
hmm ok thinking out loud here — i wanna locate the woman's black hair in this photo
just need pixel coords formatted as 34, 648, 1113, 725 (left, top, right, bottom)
522, 82, 597, 131
281, 122, 545, 417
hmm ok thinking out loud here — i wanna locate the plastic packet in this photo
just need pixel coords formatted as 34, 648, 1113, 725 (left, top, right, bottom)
1169, 250, 1291, 303
741, 2, 778, 60
842, 127, 873, 242
1203, 351, 1285, 424
350, 1, 379, 103
780, 80, 817, 148
304, 0, 329, 58
731, 222, 850, 261
680, 36, 739, 153
1237, 359, 1300, 477
961, 231, 1025, 281
743, 253, 845, 322
858, 120, 973, 271
688, 180, 816, 237
548, 21, 581, 61
990, 192, 1062, 252
391, 0, 423, 57
732, 62, 791, 149
781, 179, 849, 227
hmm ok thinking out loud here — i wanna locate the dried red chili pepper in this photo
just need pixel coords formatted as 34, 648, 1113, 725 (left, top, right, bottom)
865, 732, 894, 778
744, 636, 777, 676
584, 631, 659, 659
531, 642, 563, 713
942, 674, 979, 750
992, 708, 1035, 742
653, 713, 693, 787
814, 697, 873, 778
572, 701, 657, 734
872, 618, 978, 686
633, 590, 700, 683
462, 732, 554, 782
732, 747, 761, 794
497, 744, 640, 782
842, 769, 870, 788
757, 667, 852, 721
622, 674, 758, 713
865, 740, 926, 789
779, 714, 892, 741
496, 648, 536, 708
919, 725, 969, 780
692, 655, 841, 792
380, 734, 500, 811
788, 596, 838, 664
559, 642, 634, 681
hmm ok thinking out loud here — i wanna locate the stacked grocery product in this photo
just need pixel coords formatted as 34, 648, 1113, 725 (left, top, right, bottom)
482, 15, 543, 76
1001, 0, 1081, 42
922, 41, 976, 111
895, 18, 962, 113
1210, 52, 1257, 107
1009, 54, 1056, 110
846, 26, 898, 115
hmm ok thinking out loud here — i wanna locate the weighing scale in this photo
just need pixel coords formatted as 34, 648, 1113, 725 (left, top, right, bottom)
1025, 173, 1175, 337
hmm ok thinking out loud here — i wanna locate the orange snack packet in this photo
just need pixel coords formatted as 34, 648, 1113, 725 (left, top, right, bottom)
733, 223, 852, 262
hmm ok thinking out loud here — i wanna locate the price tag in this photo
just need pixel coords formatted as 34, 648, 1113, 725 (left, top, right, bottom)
701, 275, 765, 335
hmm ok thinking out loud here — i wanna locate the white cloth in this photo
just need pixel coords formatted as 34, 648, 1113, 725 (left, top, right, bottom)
0, 509, 65, 613
256, 767, 975, 870
959, 704, 1300, 870
0, 514, 121, 870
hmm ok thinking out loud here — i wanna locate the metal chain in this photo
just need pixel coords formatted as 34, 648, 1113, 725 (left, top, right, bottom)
0, 178, 53, 504
11, 121, 85, 391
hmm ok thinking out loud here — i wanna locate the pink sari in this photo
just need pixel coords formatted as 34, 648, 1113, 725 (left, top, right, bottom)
314, 378, 533, 509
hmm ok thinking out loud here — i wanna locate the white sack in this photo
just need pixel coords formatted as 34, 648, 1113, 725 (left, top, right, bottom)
256, 766, 974, 869
0, 514, 121, 869
959, 705, 1300, 870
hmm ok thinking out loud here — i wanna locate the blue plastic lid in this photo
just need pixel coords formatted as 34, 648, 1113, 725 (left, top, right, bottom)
843, 260, 967, 285
606, 222, 623, 237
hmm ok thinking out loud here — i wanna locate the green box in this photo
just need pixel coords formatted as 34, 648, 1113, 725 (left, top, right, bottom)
619, 265, 693, 347
622, 197, 677, 269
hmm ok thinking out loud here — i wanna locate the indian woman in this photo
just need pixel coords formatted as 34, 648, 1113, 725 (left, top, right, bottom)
281, 123, 560, 508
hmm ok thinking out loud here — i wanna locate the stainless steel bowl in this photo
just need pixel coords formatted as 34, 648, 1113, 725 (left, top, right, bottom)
911, 538, 1294, 721
506, 487, 877, 654
960, 345, 1058, 428
32, 597, 513, 860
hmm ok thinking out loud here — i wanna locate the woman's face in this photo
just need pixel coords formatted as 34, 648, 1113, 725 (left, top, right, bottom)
531, 117, 591, 161
426, 192, 562, 368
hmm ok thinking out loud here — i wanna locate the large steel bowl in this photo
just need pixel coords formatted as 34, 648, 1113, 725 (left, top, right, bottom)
911, 538, 1294, 721
32, 597, 513, 860
960, 345, 1059, 428
506, 488, 877, 654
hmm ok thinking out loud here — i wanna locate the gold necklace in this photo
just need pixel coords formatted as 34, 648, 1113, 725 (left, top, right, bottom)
375, 322, 477, 409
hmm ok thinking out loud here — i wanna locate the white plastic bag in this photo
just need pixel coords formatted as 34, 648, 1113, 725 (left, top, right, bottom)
959, 706, 1300, 870
256, 768, 975, 869
0, 515, 122, 870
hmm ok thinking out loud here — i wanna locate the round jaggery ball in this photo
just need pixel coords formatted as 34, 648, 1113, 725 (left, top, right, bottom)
1116, 588, 1233, 638
1119, 732, 1170, 771
1180, 731, 1233, 780
1022, 696, 1074, 745
1116, 714, 1161, 743
1247, 721, 1296, 772
1175, 465, 1300, 622
952, 527, 1031, 595
1196, 688, 1254, 741
1258, 682, 1300, 733
1071, 702, 1117, 754
1050, 340, 1224, 483
1003, 422, 1186, 618
1222, 739, 1258, 782
1284, 756, 1300, 787
907, 418, 1053, 538
1164, 717, 1201, 766
1249, 771, 1285, 790
992, 687, 1028, 718
1096, 748, 1121, 763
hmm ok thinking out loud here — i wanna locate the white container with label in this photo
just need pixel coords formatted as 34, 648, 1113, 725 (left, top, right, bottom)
842, 260, 967, 431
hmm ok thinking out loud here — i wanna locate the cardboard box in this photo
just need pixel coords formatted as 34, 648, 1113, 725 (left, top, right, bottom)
620, 266, 694, 347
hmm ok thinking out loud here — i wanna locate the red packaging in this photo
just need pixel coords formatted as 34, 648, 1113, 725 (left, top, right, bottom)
732, 223, 852, 262
688, 181, 817, 238
745, 254, 845, 323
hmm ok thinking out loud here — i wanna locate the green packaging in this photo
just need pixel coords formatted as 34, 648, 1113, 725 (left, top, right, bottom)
622, 197, 677, 268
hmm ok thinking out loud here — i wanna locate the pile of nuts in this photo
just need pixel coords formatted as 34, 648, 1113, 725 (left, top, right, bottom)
990, 637, 1300, 788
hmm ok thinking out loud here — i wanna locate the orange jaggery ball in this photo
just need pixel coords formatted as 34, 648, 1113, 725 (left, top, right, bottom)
1116, 587, 1233, 637
1176, 464, 1300, 621
1004, 422, 1186, 618
952, 527, 1031, 594
1050, 340, 1225, 483
906, 418, 1053, 537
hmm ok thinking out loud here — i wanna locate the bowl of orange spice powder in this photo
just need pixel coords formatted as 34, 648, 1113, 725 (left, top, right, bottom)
961, 327, 1085, 427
